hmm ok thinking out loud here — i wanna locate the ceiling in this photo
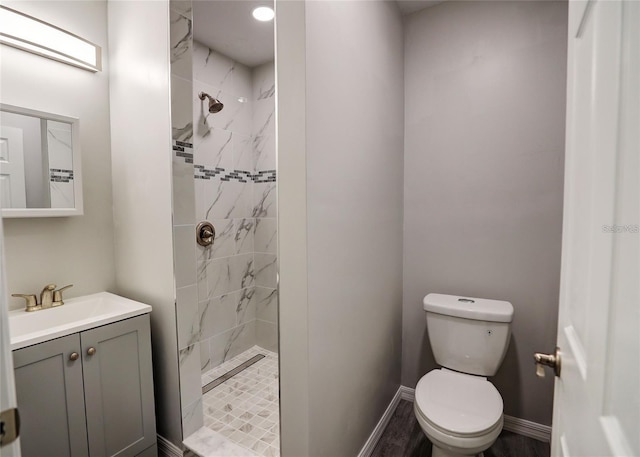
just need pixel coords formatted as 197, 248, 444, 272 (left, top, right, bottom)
396, 0, 444, 15
191, 0, 442, 67
192, 0, 274, 68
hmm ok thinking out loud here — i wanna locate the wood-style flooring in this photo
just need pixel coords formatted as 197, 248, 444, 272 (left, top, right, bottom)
371, 400, 550, 457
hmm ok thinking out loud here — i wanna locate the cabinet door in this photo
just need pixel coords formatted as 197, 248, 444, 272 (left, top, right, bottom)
81, 315, 156, 457
13, 333, 89, 457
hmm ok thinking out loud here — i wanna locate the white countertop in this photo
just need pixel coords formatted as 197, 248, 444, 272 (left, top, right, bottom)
9, 292, 151, 350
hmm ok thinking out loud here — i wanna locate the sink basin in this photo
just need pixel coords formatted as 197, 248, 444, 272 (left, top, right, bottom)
9, 292, 151, 350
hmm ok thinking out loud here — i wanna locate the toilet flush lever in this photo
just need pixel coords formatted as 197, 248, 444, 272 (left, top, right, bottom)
534, 347, 561, 378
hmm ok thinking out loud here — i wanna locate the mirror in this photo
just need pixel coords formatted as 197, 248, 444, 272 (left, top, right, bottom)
0, 104, 83, 217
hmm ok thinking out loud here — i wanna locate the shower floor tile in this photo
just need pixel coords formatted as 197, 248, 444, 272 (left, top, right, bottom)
202, 346, 280, 457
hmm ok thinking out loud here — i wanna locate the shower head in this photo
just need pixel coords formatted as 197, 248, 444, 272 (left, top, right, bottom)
199, 92, 224, 113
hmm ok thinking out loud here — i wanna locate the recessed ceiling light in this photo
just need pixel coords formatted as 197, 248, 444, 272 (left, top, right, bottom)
252, 6, 274, 22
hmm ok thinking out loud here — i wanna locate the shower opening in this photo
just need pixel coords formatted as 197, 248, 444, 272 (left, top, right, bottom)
171, 0, 278, 455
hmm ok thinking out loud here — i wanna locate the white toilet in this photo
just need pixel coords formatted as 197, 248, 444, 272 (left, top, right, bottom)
414, 293, 514, 457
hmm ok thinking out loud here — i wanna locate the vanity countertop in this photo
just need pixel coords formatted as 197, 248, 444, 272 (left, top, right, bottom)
8, 292, 151, 350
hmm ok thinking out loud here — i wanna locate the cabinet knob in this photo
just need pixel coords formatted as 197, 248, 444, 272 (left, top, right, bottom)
69, 352, 79, 361
87, 347, 96, 356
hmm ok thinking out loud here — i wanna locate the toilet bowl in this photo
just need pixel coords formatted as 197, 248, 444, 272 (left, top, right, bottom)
414, 369, 503, 457
415, 294, 514, 457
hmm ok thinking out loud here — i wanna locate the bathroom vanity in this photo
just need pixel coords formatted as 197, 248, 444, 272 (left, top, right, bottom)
9, 293, 157, 457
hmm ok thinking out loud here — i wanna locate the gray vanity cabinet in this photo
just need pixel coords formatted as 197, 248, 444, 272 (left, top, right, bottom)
82, 315, 156, 457
13, 333, 90, 457
13, 315, 157, 457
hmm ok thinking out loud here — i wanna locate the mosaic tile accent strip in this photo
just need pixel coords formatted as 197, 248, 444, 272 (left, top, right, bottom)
173, 140, 194, 164
253, 171, 276, 183
202, 346, 279, 457
194, 166, 276, 184
195, 166, 252, 183
49, 169, 74, 182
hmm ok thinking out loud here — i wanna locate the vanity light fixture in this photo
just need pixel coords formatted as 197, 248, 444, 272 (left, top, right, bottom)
0, 5, 101, 72
252, 6, 274, 22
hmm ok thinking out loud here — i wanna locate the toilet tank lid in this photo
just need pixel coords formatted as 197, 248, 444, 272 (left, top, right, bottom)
423, 293, 514, 323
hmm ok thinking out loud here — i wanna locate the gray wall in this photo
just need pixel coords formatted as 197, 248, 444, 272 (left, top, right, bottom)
1, 0, 116, 310
108, 0, 182, 446
402, 1, 567, 425
276, 1, 310, 454
306, 1, 404, 455
277, 1, 404, 454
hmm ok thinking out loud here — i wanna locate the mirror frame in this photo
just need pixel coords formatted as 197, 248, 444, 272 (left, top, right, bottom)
1, 103, 83, 218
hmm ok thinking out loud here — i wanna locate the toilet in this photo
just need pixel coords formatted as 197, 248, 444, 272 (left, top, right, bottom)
414, 293, 514, 457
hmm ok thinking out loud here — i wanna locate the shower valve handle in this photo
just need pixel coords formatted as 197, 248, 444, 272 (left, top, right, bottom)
196, 221, 215, 247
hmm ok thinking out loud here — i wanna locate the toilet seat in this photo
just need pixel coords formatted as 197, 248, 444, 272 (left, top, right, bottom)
414, 368, 503, 437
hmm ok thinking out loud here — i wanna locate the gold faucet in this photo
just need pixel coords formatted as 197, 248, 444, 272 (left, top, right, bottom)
52, 284, 73, 306
11, 294, 40, 312
12, 284, 73, 312
40, 284, 56, 308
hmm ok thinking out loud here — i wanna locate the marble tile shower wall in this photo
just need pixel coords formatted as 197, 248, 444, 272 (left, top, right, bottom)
169, 0, 277, 439
192, 42, 278, 375
170, 0, 203, 438
252, 60, 278, 357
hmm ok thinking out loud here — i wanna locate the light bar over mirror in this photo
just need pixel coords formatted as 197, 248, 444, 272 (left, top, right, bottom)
0, 5, 101, 72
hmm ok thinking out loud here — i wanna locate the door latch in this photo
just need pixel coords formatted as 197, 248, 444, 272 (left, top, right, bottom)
0, 407, 20, 447
534, 347, 561, 378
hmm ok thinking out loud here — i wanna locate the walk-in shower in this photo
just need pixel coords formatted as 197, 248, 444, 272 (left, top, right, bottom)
170, 0, 278, 455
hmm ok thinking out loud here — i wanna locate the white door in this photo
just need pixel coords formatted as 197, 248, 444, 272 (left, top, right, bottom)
0, 127, 26, 209
0, 220, 20, 456
550, 1, 639, 456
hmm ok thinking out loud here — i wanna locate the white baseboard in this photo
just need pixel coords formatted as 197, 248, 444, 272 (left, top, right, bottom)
158, 435, 183, 457
503, 415, 551, 443
399, 385, 415, 401
357, 386, 404, 457
359, 384, 551, 454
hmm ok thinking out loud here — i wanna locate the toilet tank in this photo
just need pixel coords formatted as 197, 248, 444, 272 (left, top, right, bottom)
423, 293, 514, 377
